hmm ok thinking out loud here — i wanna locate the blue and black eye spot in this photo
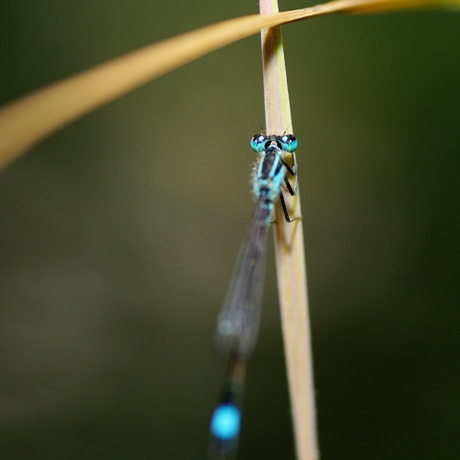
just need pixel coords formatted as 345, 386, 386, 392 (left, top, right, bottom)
250, 134, 268, 152
280, 134, 298, 152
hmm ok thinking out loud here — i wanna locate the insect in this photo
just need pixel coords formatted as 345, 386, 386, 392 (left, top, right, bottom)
209, 133, 298, 458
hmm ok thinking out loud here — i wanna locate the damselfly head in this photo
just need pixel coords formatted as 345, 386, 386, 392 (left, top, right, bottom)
250, 134, 297, 153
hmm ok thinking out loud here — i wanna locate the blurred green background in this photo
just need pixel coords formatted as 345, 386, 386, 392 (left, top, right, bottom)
1, 1, 459, 459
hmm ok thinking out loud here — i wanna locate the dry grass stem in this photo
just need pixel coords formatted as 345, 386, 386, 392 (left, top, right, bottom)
259, 1, 318, 459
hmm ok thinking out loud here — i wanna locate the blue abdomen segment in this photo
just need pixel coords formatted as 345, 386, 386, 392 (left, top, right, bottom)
210, 404, 241, 440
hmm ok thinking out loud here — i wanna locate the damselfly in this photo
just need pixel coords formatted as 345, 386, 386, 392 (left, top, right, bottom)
209, 133, 298, 458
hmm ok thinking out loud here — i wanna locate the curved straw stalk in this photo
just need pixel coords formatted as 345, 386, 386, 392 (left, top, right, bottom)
0, 0, 454, 170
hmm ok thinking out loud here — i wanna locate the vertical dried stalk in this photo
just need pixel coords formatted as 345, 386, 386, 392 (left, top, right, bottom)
259, 1, 318, 459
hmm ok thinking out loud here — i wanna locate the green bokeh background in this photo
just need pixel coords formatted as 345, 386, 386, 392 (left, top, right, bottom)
1, 1, 459, 459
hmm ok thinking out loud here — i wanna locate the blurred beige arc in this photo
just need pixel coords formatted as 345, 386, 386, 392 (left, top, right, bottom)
0, 0, 452, 171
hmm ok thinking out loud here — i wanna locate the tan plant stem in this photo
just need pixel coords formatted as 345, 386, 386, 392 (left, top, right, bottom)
259, 1, 318, 459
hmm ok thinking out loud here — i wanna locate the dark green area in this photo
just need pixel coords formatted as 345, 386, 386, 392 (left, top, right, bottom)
1, 1, 459, 459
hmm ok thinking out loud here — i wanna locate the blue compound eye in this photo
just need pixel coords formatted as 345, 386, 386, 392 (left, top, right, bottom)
279, 134, 298, 152
250, 134, 267, 152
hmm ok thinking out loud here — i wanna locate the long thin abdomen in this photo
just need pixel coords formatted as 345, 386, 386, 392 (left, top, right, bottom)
215, 200, 272, 357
